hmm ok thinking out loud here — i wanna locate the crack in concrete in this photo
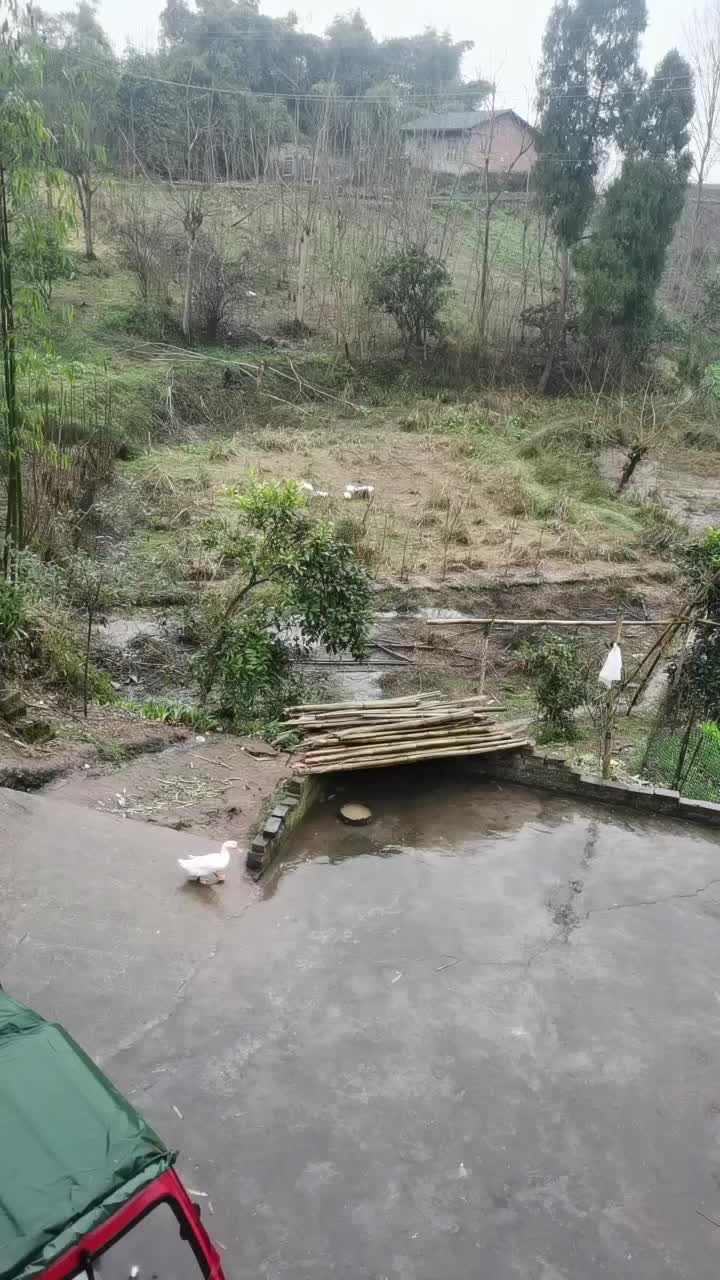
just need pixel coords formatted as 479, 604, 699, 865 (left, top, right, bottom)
97, 899, 255, 1068
586, 875, 720, 918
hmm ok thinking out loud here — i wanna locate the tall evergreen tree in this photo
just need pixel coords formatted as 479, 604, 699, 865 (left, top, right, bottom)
534, 0, 647, 391
576, 51, 694, 362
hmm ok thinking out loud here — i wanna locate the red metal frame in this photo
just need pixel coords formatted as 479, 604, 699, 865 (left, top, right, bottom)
41, 1170, 225, 1280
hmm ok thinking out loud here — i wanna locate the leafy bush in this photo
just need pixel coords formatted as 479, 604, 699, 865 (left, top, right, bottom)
194, 605, 304, 729
196, 478, 371, 731
522, 633, 589, 742
107, 301, 181, 342
26, 602, 116, 703
675, 528, 720, 718
15, 212, 73, 307
123, 698, 222, 732
368, 245, 451, 347
0, 580, 29, 672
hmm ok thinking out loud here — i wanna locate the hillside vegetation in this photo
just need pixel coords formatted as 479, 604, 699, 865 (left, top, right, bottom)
2, 0, 720, 777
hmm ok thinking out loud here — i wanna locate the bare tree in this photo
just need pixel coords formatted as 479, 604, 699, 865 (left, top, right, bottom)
109, 192, 170, 301
685, 2, 720, 287
465, 93, 537, 341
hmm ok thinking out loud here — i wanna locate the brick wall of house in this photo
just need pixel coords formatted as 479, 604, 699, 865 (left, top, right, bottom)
465, 117, 536, 176
406, 116, 537, 177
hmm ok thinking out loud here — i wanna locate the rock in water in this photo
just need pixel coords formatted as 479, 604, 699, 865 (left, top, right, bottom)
339, 803, 372, 826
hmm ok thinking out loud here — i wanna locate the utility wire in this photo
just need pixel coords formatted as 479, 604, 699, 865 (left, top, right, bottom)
54, 47, 695, 107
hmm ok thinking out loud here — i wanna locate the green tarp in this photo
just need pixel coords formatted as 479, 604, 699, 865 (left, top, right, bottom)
0, 993, 174, 1280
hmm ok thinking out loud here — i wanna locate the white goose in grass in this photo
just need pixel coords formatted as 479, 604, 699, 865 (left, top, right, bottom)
178, 840, 238, 884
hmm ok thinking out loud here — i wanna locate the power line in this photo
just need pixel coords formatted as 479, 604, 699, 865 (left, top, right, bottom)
59, 48, 697, 110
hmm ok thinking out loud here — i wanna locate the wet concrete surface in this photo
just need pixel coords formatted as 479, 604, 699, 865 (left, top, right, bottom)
4, 770, 720, 1277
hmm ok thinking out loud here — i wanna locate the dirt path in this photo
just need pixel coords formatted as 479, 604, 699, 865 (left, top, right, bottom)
45, 733, 288, 844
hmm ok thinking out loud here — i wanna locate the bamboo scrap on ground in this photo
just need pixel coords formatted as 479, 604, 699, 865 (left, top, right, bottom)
285, 691, 528, 776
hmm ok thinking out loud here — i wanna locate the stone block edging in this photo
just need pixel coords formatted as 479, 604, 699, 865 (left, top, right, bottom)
468, 747, 720, 827
246, 774, 323, 877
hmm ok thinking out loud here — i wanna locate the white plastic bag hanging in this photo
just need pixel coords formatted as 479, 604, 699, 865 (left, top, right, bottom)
598, 642, 623, 688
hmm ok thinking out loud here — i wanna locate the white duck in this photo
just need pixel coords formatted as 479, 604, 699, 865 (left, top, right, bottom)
178, 840, 238, 884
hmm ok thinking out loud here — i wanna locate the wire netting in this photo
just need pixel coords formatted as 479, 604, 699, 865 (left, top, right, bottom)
640, 721, 720, 802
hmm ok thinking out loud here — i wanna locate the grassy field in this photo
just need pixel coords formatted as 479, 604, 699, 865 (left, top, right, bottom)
20, 185, 720, 598
116, 400, 697, 599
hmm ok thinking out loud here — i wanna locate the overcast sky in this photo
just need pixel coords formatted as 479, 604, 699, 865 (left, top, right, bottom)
45, 0, 689, 119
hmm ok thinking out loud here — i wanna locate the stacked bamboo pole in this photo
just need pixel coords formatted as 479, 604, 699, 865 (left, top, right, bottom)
285, 692, 528, 775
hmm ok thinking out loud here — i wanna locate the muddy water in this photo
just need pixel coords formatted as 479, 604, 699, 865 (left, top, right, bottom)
98, 616, 163, 647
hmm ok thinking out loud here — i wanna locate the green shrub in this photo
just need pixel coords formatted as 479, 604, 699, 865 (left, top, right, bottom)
0, 579, 28, 643
15, 212, 73, 307
106, 300, 182, 342
0, 581, 29, 673
368, 245, 451, 347
522, 633, 590, 742
122, 698, 222, 732
194, 608, 303, 731
26, 603, 116, 703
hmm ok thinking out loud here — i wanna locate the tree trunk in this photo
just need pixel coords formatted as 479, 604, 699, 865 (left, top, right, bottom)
601, 612, 624, 779
182, 232, 195, 341
617, 445, 648, 493
0, 165, 22, 577
478, 158, 492, 341
83, 608, 93, 718
74, 175, 95, 260
537, 242, 569, 394
295, 224, 309, 327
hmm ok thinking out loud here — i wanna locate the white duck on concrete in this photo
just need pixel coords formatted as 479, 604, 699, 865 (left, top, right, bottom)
178, 840, 238, 884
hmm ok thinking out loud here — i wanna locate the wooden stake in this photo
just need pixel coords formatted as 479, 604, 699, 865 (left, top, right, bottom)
601, 612, 624, 780
478, 618, 494, 697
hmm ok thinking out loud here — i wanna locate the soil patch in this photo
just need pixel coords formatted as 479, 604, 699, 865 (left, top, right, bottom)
46, 732, 288, 842
0, 692, 187, 790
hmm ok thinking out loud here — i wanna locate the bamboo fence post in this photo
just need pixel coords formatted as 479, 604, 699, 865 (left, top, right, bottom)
601, 612, 624, 780
478, 618, 495, 697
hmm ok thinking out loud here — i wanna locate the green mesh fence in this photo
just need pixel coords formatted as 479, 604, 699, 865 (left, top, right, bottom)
641, 722, 720, 802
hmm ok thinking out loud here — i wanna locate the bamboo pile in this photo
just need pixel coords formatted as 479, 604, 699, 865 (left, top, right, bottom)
285, 692, 529, 775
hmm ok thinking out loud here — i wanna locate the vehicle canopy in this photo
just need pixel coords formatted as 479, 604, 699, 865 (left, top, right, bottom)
0, 993, 174, 1280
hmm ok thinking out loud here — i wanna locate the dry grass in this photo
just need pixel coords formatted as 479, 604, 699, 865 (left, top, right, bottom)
121, 400, 705, 579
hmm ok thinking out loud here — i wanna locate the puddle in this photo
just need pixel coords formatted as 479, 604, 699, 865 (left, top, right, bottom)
94, 613, 194, 701
296, 656, 386, 702
98, 614, 406, 707
98, 617, 164, 648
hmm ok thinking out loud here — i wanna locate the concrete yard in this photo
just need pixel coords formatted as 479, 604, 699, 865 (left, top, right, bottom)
3, 769, 720, 1278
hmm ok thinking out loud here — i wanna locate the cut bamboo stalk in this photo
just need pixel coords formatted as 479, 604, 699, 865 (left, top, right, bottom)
372, 641, 413, 664
286, 693, 441, 713
284, 709, 484, 728
426, 617, 676, 628
295, 740, 530, 774
303, 719, 509, 741
305, 724, 504, 747
289, 691, 526, 777
301, 711, 481, 732
302, 732, 520, 761
286, 704, 498, 724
